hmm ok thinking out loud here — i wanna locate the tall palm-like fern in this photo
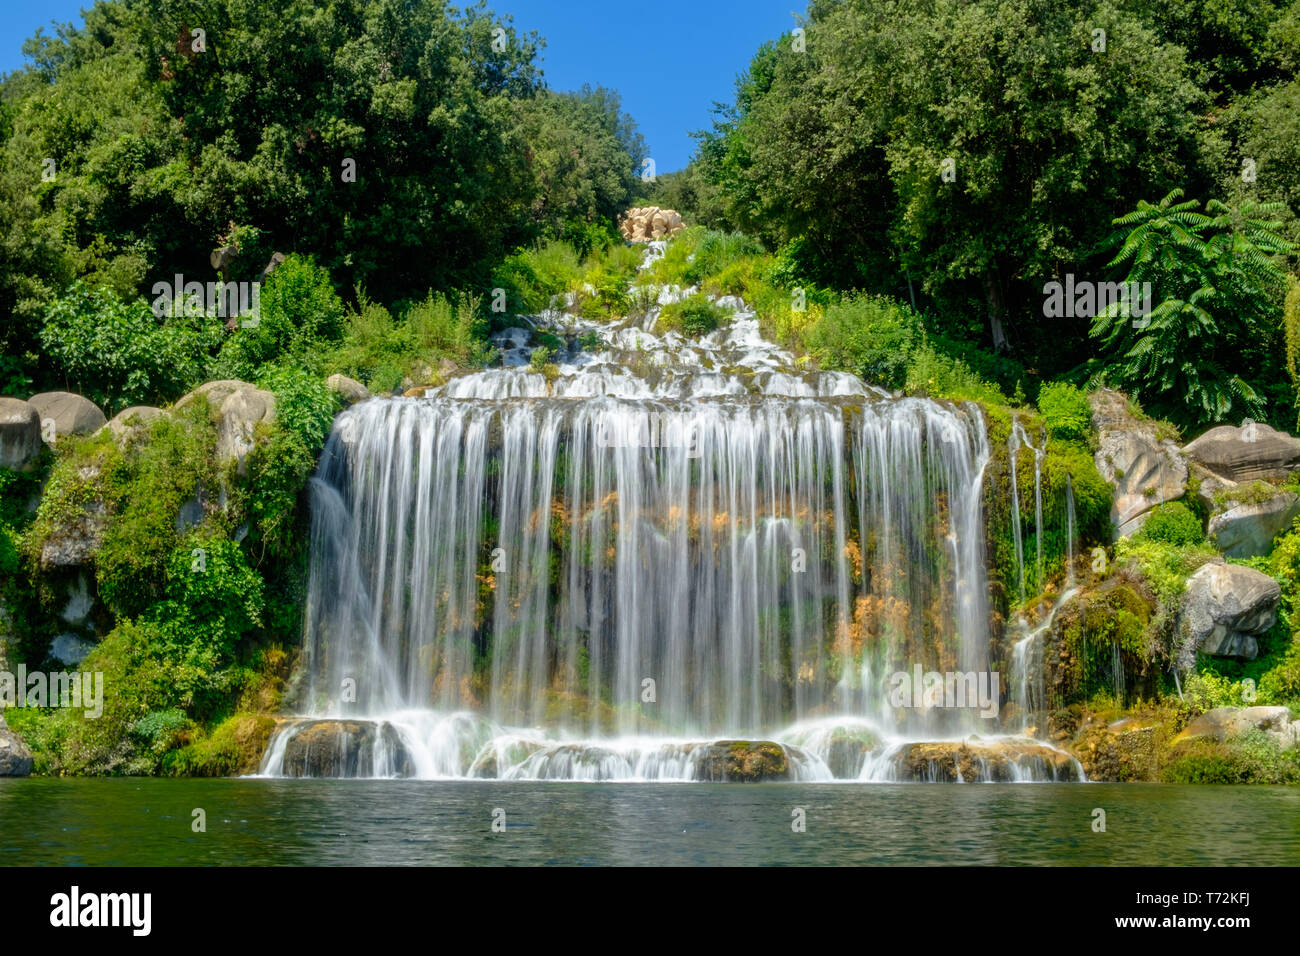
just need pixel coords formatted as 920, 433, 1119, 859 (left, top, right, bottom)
1089, 189, 1296, 429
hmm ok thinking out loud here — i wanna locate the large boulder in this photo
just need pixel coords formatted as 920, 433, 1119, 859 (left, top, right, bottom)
0, 397, 42, 469
1172, 706, 1299, 749
97, 405, 164, 448
692, 740, 793, 782
1089, 389, 1188, 536
325, 374, 369, 406
26, 391, 106, 443
278, 719, 411, 778
0, 715, 33, 776
1178, 561, 1281, 664
1183, 420, 1300, 483
1207, 488, 1300, 558
176, 380, 275, 474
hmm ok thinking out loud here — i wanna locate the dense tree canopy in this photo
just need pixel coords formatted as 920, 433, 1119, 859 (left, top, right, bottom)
0, 0, 645, 392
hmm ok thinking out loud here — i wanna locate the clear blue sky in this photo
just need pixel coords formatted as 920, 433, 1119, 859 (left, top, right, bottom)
0, 0, 802, 172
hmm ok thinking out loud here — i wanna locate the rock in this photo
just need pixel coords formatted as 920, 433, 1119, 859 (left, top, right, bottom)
1178, 561, 1281, 664
278, 719, 412, 778
618, 206, 687, 244
26, 391, 107, 443
261, 252, 286, 279
210, 244, 238, 276
40, 495, 107, 569
50, 633, 96, 666
0, 716, 33, 776
693, 740, 793, 782
1067, 717, 1164, 781
889, 739, 1082, 782
0, 397, 42, 469
1208, 490, 1300, 558
325, 374, 369, 405
1172, 706, 1299, 749
98, 406, 164, 448
1184, 420, 1300, 483
175, 380, 275, 474
1089, 389, 1188, 536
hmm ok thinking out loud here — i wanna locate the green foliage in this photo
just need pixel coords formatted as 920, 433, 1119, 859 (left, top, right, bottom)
1114, 537, 1220, 605
492, 241, 583, 316
1037, 382, 1092, 444
804, 294, 921, 390
1135, 501, 1206, 547
1089, 191, 1297, 430
40, 283, 220, 414
212, 256, 345, 378
657, 294, 730, 337
1163, 729, 1300, 783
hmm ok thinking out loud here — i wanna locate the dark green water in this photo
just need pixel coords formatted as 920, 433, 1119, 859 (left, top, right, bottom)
2, 779, 1298, 865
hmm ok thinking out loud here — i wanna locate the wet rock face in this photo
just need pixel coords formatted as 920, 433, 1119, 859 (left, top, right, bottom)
1088, 389, 1188, 537
278, 719, 412, 778
0, 397, 42, 470
1183, 421, 1300, 483
1178, 561, 1281, 664
693, 741, 792, 782
889, 740, 1082, 782
27, 392, 107, 443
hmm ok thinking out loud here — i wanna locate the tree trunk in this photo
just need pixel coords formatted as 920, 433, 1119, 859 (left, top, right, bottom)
984, 266, 1010, 353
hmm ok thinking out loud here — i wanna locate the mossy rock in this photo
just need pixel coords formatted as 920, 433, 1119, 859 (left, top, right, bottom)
164, 713, 277, 777
694, 740, 791, 782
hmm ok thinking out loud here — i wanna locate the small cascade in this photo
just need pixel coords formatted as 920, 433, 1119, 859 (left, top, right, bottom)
1008, 587, 1078, 733
1008, 419, 1046, 599
1065, 473, 1077, 587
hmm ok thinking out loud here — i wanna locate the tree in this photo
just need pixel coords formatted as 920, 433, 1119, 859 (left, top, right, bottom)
1089, 190, 1297, 429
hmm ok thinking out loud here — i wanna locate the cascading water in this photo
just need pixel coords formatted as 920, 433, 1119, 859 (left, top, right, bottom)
259, 247, 1081, 782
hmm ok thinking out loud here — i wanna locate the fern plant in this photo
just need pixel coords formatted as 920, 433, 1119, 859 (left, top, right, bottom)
1089, 190, 1296, 430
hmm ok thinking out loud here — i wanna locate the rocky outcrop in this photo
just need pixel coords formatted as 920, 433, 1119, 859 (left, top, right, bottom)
325, 374, 369, 406
1184, 420, 1300, 483
1207, 489, 1300, 558
97, 405, 164, 448
1089, 389, 1188, 536
0, 715, 33, 776
39, 468, 107, 569
26, 391, 106, 443
1177, 561, 1281, 664
0, 397, 42, 469
888, 739, 1082, 782
618, 206, 686, 243
278, 719, 412, 777
1172, 706, 1299, 749
692, 740, 792, 782
1065, 716, 1165, 781
175, 380, 275, 474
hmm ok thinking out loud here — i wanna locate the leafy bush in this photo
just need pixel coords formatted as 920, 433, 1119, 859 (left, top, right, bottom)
1136, 501, 1205, 547
1038, 382, 1093, 443
212, 255, 345, 378
804, 294, 922, 390
40, 283, 220, 414
657, 294, 731, 337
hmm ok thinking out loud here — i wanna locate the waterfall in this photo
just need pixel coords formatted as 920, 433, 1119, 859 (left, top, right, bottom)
258, 251, 1081, 782
1065, 473, 1077, 587
1008, 419, 1045, 601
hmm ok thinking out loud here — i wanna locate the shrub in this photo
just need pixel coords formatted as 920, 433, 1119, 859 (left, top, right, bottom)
1037, 382, 1093, 443
1136, 501, 1205, 547
803, 294, 922, 390
657, 294, 730, 337
40, 282, 220, 414
211, 255, 344, 378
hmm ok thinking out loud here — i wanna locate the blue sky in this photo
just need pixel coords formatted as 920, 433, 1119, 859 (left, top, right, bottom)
0, 0, 801, 172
